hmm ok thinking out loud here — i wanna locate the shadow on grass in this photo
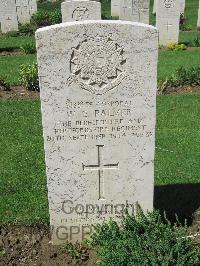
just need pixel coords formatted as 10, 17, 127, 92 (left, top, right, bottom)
154, 184, 200, 224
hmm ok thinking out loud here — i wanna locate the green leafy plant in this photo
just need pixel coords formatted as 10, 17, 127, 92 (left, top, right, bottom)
49, 9, 62, 24
88, 210, 200, 266
4, 31, 19, 37
159, 66, 200, 94
18, 23, 35, 36
31, 10, 51, 27
0, 78, 11, 91
167, 42, 187, 51
64, 242, 89, 262
31, 9, 61, 28
193, 36, 200, 47
19, 62, 39, 91
20, 42, 36, 54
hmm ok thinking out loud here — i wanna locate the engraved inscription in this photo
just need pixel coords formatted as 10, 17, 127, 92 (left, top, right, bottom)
82, 145, 119, 200
72, 7, 89, 21
69, 36, 126, 95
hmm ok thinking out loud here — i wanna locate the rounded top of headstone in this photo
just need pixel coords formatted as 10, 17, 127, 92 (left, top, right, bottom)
36, 20, 158, 35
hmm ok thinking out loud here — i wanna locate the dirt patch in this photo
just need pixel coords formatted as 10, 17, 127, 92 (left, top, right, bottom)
0, 85, 200, 101
0, 86, 39, 100
0, 50, 23, 56
159, 85, 200, 95
0, 225, 97, 266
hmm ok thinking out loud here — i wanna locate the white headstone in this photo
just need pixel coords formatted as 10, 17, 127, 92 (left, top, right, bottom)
156, 0, 180, 46
111, 0, 120, 17
153, 0, 157, 14
16, 0, 31, 24
29, 0, 37, 16
36, 20, 158, 244
0, 0, 18, 33
197, 0, 200, 28
119, 0, 149, 24
180, 0, 185, 14
61, 1, 101, 22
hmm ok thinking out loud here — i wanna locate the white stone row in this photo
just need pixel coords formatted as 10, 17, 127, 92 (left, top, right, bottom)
0, 0, 37, 33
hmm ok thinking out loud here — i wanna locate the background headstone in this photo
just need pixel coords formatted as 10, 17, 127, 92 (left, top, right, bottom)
36, 20, 158, 244
153, 0, 157, 14
197, 0, 200, 29
61, 1, 101, 22
16, 0, 31, 24
180, 0, 185, 14
156, 0, 180, 45
29, 0, 37, 16
119, 0, 149, 24
111, 0, 120, 17
0, 0, 18, 33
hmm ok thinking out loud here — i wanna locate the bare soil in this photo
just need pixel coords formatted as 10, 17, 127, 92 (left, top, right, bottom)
162, 85, 200, 95
0, 221, 199, 266
0, 85, 200, 100
0, 86, 39, 100
0, 225, 97, 266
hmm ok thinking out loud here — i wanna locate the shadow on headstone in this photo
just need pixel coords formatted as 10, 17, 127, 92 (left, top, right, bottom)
154, 184, 200, 224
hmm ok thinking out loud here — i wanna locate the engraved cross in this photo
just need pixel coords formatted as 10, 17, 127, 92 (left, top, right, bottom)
82, 145, 119, 200
165, 22, 173, 31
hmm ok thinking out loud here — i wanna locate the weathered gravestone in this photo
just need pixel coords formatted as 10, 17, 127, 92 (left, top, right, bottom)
197, 0, 200, 29
156, 0, 180, 45
28, 0, 37, 16
111, 0, 120, 18
180, 0, 185, 15
153, 0, 157, 14
61, 1, 101, 22
0, 0, 18, 33
16, 0, 31, 24
119, 0, 150, 24
36, 20, 158, 244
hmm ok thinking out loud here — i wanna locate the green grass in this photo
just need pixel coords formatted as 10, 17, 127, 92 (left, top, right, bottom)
158, 49, 200, 81
179, 31, 200, 44
0, 35, 35, 50
0, 54, 36, 84
184, 0, 200, 30
0, 100, 48, 225
0, 94, 199, 224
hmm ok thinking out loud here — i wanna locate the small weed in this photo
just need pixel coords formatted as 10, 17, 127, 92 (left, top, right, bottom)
20, 42, 36, 54
19, 62, 39, 91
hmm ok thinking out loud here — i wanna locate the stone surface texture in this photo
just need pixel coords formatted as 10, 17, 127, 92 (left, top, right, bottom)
29, 0, 37, 16
156, 0, 180, 45
61, 1, 101, 22
16, 0, 31, 24
36, 20, 158, 244
0, 0, 18, 33
153, 0, 157, 14
198, 0, 200, 28
180, 0, 185, 14
16, 0, 37, 24
119, 0, 149, 24
111, 0, 120, 17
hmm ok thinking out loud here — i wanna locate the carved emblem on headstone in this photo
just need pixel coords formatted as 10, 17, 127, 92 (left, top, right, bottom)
69, 36, 126, 95
72, 7, 89, 21
164, 0, 174, 9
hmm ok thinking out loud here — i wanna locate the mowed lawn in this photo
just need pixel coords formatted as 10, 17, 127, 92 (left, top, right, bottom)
0, 94, 200, 224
